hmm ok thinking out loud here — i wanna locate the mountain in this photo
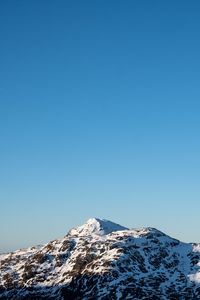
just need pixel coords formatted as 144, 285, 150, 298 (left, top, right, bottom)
1, 218, 200, 299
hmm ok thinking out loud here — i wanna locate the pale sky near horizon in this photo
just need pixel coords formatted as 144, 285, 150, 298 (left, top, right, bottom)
1, 0, 200, 252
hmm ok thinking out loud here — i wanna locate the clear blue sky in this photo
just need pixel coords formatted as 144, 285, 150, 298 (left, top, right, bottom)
1, 1, 200, 252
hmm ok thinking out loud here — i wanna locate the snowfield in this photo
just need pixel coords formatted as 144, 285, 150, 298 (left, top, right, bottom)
1, 218, 200, 299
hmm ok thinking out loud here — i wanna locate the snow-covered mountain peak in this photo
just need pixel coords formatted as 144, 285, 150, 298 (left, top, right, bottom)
2, 220, 200, 299
69, 217, 128, 236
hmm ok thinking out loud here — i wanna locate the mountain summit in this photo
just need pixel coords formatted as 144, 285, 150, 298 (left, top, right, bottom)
1, 218, 200, 299
69, 217, 128, 236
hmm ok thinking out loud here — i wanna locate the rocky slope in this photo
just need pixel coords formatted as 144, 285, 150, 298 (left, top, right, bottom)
1, 218, 200, 299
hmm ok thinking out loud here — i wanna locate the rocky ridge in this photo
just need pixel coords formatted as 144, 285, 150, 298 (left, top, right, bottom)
1, 218, 200, 299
